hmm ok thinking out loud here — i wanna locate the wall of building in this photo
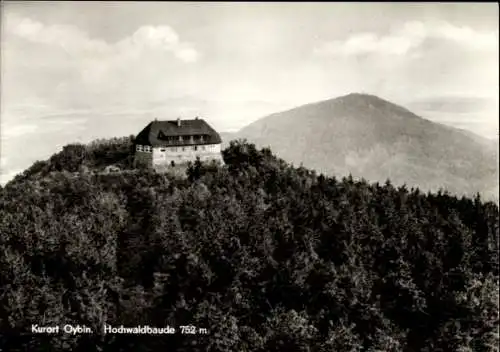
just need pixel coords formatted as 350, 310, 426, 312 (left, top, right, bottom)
133, 150, 153, 168
151, 143, 223, 166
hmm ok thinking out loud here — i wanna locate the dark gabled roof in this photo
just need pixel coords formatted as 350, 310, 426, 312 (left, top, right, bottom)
134, 119, 222, 147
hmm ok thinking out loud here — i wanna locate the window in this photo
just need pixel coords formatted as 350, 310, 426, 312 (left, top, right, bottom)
172, 147, 177, 152
178, 136, 183, 141
158, 131, 167, 140
194, 146, 198, 151
182, 147, 185, 151
136, 145, 143, 152
160, 148, 166, 152
201, 146, 206, 151
162, 135, 175, 143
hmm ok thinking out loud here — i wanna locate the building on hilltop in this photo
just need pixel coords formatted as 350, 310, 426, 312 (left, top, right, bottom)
133, 117, 224, 169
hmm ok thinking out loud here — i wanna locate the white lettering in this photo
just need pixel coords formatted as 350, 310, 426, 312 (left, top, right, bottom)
102, 324, 176, 334
63, 324, 92, 334
31, 325, 59, 333
103, 324, 113, 334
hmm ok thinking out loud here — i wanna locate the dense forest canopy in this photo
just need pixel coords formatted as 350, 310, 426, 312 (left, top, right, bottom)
0, 137, 498, 351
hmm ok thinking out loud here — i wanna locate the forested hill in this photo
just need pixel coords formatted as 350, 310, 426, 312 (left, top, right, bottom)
229, 93, 499, 201
0, 137, 498, 351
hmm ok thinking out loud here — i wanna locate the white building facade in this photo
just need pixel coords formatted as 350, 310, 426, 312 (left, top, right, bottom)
134, 118, 224, 169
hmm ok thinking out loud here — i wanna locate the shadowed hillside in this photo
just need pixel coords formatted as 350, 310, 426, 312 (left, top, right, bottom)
0, 139, 498, 351
231, 93, 499, 201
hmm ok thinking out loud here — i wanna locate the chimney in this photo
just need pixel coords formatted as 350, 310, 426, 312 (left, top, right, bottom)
195, 116, 199, 120
177, 118, 181, 127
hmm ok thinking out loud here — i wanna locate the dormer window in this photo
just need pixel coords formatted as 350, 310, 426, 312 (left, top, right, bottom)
136, 145, 143, 152
158, 131, 167, 140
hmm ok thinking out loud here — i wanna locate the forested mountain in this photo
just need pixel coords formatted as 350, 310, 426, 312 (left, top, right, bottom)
0, 137, 498, 351
227, 93, 499, 201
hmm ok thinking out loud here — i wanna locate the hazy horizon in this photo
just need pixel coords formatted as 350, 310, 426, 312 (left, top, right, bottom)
1, 2, 499, 184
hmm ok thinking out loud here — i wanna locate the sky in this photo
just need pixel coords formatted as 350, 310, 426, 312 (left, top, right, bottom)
1, 2, 499, 184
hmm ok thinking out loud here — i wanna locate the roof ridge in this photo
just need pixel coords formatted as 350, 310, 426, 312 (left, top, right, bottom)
135, 118, 222, 146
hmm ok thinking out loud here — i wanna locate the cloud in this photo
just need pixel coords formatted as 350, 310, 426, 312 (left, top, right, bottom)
434, 21, 498, 50
114, 25, 200, 63
130, 25, 180, 49
5, 14, 200, 63
2, 124, 39, 139
314, 20, 498, 57
309, 19, 499, 104
6, 15, 110, 56
2, 12, 202, 112
174, 46, 200, 63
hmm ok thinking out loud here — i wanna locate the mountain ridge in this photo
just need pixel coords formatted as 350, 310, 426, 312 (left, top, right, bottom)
226, 93, 498, 201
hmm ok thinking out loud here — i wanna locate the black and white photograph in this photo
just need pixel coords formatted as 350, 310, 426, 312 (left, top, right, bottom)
0, 2, 498, 351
